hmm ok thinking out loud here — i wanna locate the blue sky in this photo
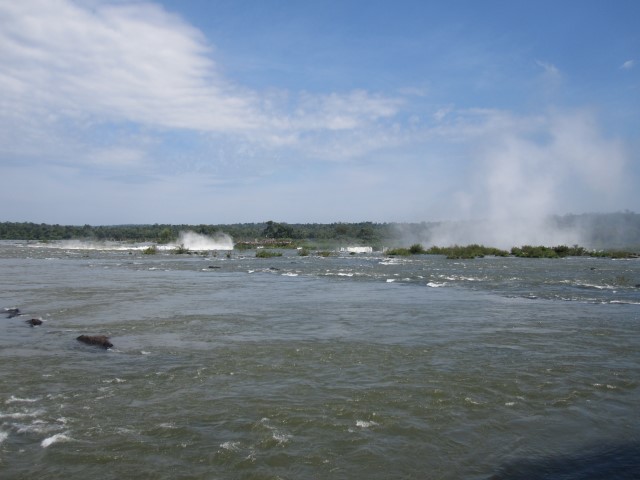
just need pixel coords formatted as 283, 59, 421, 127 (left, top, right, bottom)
1, 0, 638, 226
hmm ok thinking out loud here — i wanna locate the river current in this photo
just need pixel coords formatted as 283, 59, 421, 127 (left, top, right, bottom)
0, 240, 639, 479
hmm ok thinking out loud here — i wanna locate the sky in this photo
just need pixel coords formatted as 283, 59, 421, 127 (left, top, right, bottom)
1, 0, 638, 227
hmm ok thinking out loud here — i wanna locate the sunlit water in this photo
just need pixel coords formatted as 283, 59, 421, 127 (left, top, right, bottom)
1, 241, 639, 479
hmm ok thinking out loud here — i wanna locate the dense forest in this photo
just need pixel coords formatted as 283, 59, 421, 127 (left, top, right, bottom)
1, 212, 639, 250
0, 220, 395, 246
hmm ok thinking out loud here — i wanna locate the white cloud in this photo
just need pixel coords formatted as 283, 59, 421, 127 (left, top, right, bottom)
433, 105, 453, 122
621, 59, 635, 70
536, 60, 560, 77
535, 60, 563, 94
88, 147, 148, 168
293, 90, 402, 131
0, 0, 260, 132
0, 0, 406, 168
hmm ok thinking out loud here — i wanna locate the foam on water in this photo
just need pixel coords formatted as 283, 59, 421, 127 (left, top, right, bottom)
5, 396, 40, 404
355, 420, 378, 428
15, 420, 59, 435
220, 441, 241, 451
0, 408, 46, 419
41, 432, 72, 448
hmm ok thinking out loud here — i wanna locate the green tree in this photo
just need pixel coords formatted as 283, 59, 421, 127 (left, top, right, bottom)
263, 221, 293, 239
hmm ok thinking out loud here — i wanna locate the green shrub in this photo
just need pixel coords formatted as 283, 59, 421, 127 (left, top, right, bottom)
256, 249, 282, 258
511, 245, 558, 258
142, 245, 157, 255
409, 243, 426, 254
173, 244, 190, 254
426, 244, 509, 259
385, 247, 411, 256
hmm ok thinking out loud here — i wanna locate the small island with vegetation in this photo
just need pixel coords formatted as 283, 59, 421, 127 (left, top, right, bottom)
385, 243, 637, 259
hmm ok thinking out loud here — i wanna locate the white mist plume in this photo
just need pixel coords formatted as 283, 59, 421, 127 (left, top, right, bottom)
419, 109, 627, 249
175, 231, 234, 251
40, 240, 137, 251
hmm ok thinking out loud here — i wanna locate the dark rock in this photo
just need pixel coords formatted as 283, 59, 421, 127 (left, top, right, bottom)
5, 308, 21, 318
26, 318, 43, 327
77, 335, 113, 349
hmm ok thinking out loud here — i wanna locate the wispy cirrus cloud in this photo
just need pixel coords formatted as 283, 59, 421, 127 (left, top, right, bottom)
620, 59, 635, 70
0, 0, 259, 132
0, 0, 405, 173
535, 60, 563, 95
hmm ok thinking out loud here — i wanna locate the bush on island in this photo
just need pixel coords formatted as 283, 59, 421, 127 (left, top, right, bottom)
385, 247, 411, 256
409, 243, 426, 254
256, 250, 283, 258
173, 244, 190, 254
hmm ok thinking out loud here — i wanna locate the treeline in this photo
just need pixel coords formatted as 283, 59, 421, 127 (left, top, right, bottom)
1, 212, 639, 249
0, 220, 395, 244
549, 211, 640, 249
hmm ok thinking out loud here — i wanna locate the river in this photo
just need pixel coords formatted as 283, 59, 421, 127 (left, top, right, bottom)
1, 241, 639, 479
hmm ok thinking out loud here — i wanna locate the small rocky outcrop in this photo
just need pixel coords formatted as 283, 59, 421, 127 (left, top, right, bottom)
77, 335, 113, 349
5, 308, 21, 318
26, 318, 43, 327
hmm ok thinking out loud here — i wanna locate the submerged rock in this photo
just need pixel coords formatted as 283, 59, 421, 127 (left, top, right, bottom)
26, 318, 43, 327
77, 335, 113, 349
5, 308, 21, 318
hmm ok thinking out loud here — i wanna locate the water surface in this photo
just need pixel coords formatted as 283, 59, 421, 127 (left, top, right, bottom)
1, 241, 639, 479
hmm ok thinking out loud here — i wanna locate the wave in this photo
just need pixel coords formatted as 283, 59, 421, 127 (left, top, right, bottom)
5, 396, 40, 404
41, 432, 72, 448
355, 420, 378, 428
0, 408, 46, 419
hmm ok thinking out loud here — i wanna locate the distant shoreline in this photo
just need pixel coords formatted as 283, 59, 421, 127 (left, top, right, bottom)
1, 212, 639, 251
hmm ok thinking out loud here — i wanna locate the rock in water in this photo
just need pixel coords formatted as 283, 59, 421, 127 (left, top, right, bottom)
26, 318, 43, 327
77, 335, 113, 349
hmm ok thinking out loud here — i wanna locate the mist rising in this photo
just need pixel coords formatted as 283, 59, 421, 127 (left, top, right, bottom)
394, 212, 640, 250
414, 109, 630, 249
175, 231, 234, 251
